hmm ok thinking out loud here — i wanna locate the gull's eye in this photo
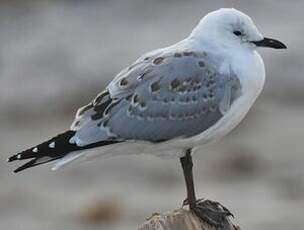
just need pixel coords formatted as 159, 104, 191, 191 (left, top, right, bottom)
233, 31, 242, 36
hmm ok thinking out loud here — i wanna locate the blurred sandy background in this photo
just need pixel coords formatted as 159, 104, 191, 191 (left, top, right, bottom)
1, 0, 303, 229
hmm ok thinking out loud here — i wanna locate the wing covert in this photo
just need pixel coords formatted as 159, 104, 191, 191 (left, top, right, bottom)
71, 49, 242, 145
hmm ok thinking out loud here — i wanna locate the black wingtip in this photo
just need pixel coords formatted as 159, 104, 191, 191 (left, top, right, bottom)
12, 156, 63, 173
8, 130, 120, 173
8, 149, 36, 162
13, 158, 37, 173
7, 155, 18, 162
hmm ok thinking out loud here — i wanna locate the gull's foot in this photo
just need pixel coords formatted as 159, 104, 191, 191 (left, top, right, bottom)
183, 199, 234, 229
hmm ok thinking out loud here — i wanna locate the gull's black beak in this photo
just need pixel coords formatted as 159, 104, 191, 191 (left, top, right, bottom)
252, 37, 287, 49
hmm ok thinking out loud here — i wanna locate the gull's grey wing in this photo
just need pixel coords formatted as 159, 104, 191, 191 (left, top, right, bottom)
71, 50, 241, 145
69, 49, 164, 146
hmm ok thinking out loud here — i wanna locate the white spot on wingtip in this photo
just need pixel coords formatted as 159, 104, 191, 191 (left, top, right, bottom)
49, 142, 55, 148
32, 147, 38, 153
17, 154, 21, 159
69, 136, 75, 144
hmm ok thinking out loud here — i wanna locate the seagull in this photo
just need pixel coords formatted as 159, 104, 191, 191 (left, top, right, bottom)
8, 8, 286, 227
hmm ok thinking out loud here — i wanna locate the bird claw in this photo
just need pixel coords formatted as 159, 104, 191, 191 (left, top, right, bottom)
197, 199, 234, 218
183, 198, 234, 229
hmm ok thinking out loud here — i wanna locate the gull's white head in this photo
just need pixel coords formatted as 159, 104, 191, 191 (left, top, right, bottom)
190, 8, 286, 50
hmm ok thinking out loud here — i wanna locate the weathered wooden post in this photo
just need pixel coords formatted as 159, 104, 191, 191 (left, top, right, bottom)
138, 200, 240, 230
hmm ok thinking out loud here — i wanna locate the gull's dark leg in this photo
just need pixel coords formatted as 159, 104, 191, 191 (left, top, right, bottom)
180, 149, 196, 209
180, 149, 233, 228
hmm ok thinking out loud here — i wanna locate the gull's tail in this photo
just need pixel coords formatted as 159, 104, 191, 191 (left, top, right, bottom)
7, 130, 119, 173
